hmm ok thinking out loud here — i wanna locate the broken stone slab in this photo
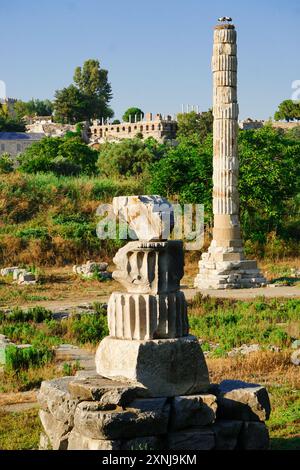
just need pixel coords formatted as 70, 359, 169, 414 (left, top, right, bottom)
291, 349, 300, 366
68, 430, 121, 450
215, 380, 271, 422
0, 266, 19, 276
73, 261, 109, 274
39, 431, 51, 450
292, 340, 300, 350
68, 431, 164, 451
168, 428, 215, 450
113, 195, 174, 241
96, 335, 210, 397
68, 376, 148, 407
37, 377, 80, 426
212, 420, 243, 450
17, 272, 36, 285
73, 397, 170, 440
170, 394, 217, 431
13, 268, 27, 281
39, 409, 70, 450
238, 422, 269, 450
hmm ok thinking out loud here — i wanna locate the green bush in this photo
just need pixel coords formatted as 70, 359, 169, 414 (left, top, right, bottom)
4, 345, 54, 371
97, 137, 165, 178
68, 312, 108, 344
7, 307, 52, 323
18, 136, 99, 176
0, 153, 14, 174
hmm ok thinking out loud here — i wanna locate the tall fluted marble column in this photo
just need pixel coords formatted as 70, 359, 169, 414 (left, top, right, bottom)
194, 22, 266, 289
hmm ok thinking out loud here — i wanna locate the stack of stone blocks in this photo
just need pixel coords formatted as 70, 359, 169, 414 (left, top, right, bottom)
38, 195, 270, 450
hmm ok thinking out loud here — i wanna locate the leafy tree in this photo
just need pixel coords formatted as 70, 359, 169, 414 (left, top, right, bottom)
13, 99, 53, 119
53, 85, 87, 124
238, 125, 300, 240
122, 107, 144, 123
150, 135, 213, 214
18, 136, 98, 176
150, 125, 300, 241
54, 59, 113, 123
97, 137, 164, 177
274, 99, 300, 122
0, 112, 25, 132
112, 119, 121, 124
176, 109, 213, 142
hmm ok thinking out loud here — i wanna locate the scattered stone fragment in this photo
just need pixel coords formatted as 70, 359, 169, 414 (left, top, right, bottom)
292, 340, 300, 350
228, 343, 260, 357
17, 272, 36, 285
291, 349, 300, 366
72, 261, 111, 279
215, 380, 271, 422
0, 266, 19, 276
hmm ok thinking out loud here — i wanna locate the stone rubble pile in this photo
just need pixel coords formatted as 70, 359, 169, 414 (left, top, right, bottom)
0, 266, 37, 285
73, 261, 111, 280
37, 376, 270, 450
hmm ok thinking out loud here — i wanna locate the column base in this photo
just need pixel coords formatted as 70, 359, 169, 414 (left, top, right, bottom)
95, 335, 210, 397
194, 244, 267, 290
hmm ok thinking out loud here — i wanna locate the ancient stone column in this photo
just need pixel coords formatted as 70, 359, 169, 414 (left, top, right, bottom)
194, 22, 266, 289
96, 195, 209, 396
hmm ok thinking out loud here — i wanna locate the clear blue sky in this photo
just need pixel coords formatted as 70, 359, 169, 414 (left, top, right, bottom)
1, 0, 299, 120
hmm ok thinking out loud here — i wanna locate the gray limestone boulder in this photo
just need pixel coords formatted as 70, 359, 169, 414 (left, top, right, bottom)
238, 422, 270, 450
170, 394, 217, 430
212, 420, 243, 450
214, 380, 271, 422
39, 410, 70, 450
168, 428, 215, 450
37, 377, 79, 426
68, 376, 148, 407
291, 349, 300, 366
73, 397, 170, 440
96, 335, 210, 397
68, 430, 121, 450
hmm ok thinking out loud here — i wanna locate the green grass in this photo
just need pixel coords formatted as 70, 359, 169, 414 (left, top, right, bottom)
269, 385, 300, 450
188, 295, 300, 355
0, 304, 108, 390
0, 409, 41, 450
0, 172, 144, 266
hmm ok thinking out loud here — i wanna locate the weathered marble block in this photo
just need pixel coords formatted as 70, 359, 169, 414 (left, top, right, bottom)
95, 335, 210, 397
113, 195, 174, 241
112, 240, 184, 294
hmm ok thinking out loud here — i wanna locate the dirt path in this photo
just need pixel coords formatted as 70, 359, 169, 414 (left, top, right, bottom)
19, 285, 300, 312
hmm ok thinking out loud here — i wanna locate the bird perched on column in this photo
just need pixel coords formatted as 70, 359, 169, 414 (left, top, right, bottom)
218, 16, 232, 23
